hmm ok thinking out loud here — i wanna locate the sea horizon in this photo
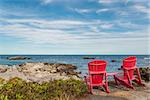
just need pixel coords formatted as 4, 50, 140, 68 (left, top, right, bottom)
0, 54, 149, 56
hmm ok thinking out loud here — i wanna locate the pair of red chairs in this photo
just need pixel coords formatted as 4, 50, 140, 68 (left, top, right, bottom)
84, 56, 145, 94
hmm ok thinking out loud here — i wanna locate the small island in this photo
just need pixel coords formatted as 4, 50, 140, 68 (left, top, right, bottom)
83, 57, 95, 59
6, 56, 31, 60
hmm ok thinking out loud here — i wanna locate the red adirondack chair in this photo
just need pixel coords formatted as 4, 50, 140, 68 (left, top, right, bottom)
84, 60, 110, 94
114, 56, 145, 89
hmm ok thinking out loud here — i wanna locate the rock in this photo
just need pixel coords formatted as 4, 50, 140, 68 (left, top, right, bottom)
60, 72, 67, 76
56, 63, 77, 72
118, 68, 121, 70
66, 71, 81, 76
111, 60, 117, 62
83, 57, 95, 59
50, 69, 57, 73
7, 56, 31, 60
0, 62, 80, 83
118, 66, 123, 70
43, 62, 49, 65
15, 62, 80, 82
70, 75, 81, 80
139, 67, 150, 82
0, 67, 7, 73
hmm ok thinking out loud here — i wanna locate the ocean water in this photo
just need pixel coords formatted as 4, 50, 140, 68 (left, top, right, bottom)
0, 55, 149, 74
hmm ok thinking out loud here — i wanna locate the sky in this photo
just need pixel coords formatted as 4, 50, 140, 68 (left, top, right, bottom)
0, 0, 149, 55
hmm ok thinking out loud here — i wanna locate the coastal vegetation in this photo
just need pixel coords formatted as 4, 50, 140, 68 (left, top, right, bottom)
0, 77, 87, 100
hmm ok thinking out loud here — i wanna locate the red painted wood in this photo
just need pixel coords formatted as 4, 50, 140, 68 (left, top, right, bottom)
85, 60, 110, 93
115, 56, 145, 89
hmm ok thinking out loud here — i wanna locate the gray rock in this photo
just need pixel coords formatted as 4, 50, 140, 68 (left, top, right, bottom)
83, 57, 95, 59
0, 67, 7, 73
0, 62, 80, 83
50, 69, 57, 73
7, 56, 31, 60
111, 60, 117, 62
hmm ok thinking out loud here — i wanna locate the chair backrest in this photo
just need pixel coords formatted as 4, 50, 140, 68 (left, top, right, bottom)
88, 60, 107, 84
123, 56, 137, 80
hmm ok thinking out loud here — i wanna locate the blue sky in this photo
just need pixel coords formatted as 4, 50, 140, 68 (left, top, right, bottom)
0, 0, 149, 54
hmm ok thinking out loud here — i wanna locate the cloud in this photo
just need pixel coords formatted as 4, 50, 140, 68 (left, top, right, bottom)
96, 8, 109, 13
40, 0, 74, 5
133, 5, 150, 14
0, 18, 88, 44
98, 0, 119, 4
0, 0, 149, 54
40, 0, 79, 5
0, 17, 148, 46
40, 0, 55, 4
74, 8, 93, 14
100, 23, 113, 29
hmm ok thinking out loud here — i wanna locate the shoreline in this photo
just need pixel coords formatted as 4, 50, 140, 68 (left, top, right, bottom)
0, 62, 150, 100
0, 62, 149, 82
0, 62, 81, 83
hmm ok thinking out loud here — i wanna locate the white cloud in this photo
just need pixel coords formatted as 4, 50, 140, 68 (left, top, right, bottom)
96, 8, 109, 13
100, 24, 113, 29
74, 8, 92, 14
40, 0, 77, 5
98, 0, 118, 4
133, 5, 150, 14
0, 18, 148, 46
40, 0, 55, 4
0, 18, 149, 54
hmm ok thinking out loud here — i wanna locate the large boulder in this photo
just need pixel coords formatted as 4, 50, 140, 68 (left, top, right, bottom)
17, 63, 77, 74
0, 62, 81, 83
16, 62, 80, 83
111, 60, 117, 62
7, 56, 31, 60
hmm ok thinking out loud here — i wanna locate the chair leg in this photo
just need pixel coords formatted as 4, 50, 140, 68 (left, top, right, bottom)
115, 77, 135, 90
103, 84, 110, 93
88, 85, 93, 94
134, 79, 145, 86
114, 75, 118, 85
104, 73, 110, 93
135, 68, 145, 86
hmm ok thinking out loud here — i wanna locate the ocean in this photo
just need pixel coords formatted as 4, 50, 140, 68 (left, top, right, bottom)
0, 55, 149, 74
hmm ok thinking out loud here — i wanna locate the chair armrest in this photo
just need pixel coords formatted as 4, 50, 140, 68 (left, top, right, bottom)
107, 72, 123, 76
89, 71, 106, 75
124, 66, 137, 70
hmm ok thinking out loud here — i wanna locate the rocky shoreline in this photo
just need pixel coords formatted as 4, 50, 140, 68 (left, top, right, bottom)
0, 62, 149, 83
0, 62, 81, 83
0, 63, 150, 100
